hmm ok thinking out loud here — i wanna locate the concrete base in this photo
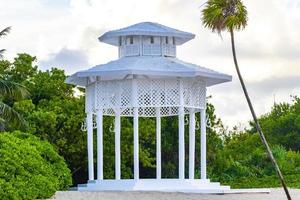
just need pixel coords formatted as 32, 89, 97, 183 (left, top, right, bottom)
224, 188, 271, 194
77, 179, 231, 193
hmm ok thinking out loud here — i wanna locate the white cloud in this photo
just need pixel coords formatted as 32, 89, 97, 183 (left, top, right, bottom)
1, 0, 299, 128
38, 47, 89, 73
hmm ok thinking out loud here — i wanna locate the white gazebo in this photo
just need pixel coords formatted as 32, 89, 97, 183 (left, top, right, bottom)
66, 22, 232, 193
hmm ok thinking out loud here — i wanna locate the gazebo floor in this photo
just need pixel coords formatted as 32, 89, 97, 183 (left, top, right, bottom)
78, 179, 234, 193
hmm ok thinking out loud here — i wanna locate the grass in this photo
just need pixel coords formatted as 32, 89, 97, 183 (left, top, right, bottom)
223, 174, 300, 188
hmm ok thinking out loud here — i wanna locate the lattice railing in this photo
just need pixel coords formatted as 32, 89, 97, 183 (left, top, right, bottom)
119, 44, 176, 57
162, 44, 176, 57
120, 44, 140, 57
87, 78, 206, 117
143, 44, 162, 56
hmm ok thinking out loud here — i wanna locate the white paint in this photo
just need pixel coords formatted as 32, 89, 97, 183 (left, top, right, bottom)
99, 22, 195, 46
96, 109, 103, 180
70, 22, 231, 192
78, 179, 231, 193
87, 113, 94, 181
189, 108, 195, 179
156, 107, 161, 179
86, 78, 207, 118
66, 56, 231, 87
178, 79, 185, 179
115, 111, 121, 180
133, 107, 139, 180
178, 108, 185, 179
200, 109, 207, 180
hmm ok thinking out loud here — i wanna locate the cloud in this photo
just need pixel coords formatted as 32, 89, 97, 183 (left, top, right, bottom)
2, 0, 300, 129
208, 75, 300, 128
38, 48, 90, 74
249, 76, 300, 95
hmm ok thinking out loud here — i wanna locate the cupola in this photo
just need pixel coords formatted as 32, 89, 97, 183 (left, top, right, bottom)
99, 22, 195, 58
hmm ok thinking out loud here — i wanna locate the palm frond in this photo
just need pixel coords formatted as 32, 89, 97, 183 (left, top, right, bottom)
0, 27, 11, 38
0, 117, 5, 131
0, 49, 5, 59
201, 0, 247, 34
0, 79, 29, 100
0, 101, 27, 130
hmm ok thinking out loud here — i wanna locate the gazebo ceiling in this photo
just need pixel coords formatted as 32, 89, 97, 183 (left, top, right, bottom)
66, 56, 232, 87
99, 22, 195, 46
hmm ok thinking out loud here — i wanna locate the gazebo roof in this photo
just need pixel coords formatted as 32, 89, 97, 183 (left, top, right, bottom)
66, 56, 232, 87
99, 22, 195, 46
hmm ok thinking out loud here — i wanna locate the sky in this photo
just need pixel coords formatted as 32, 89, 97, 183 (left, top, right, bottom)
1, 0, 299, 129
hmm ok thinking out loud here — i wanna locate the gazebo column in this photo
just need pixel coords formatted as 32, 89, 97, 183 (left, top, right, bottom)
189, 108, 195, 179
115, 110, 121, 180
178, 79, 185, 179
86, 112, 94, 181
132, 78, 139, 180
96, 109, 103, 180
179, 107, 185, 179
200, 109, 207, 180
133, 107, 139, 179
156, 107, 161, 179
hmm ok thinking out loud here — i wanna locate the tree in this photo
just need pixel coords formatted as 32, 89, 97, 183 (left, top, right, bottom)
0, 27, 28, 130
201, 0, 291, 199
6, 54, 229, 183
0, 27, 11, 58
0, 131, 72, 199
251, 96, 300, 151
0, 79, 28, 130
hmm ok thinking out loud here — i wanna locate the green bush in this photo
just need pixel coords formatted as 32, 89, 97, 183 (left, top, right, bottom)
224, 173, 300, 189
0, 131, 72, 200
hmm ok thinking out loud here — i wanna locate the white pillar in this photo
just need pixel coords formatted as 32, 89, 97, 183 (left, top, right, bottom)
133, 107, 139, 179
189, 109, 195, 179
156, 107, 161, 179
178, 79, 185, 179
87, 113, 94, 181
96, 109, 103, 180
200, 109, 207, 180
115, 111, 121, 179
178, 107, 185, 179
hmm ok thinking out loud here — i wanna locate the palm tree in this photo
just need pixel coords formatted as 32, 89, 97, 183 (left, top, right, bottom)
0, 27, 11, 58
0, 80, 28, 130
201, 0, 291, 199
0, 26, 28, 130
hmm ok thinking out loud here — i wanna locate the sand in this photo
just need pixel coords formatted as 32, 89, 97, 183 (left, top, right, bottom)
51, 188, 300, 200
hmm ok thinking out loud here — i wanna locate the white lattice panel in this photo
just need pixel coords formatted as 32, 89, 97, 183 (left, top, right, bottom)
120, 44, 140, 57
85, 83, 95, 113
162, 44, 176, 57
119, 44, 176, 57
86, 78, 206, 117
143, 44, 162, 56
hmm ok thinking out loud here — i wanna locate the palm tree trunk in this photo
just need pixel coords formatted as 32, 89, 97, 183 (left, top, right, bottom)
229, 29, 292, 200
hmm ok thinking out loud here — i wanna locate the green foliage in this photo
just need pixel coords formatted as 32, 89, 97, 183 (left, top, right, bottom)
202, 0, 248, 33
251, 97, 300, 151
0, 27, 11, 58
5, 54, 226, 183
13, 97, 87, 183
208, 97, 300, 186
225, 174, 300, 189
0, 54, 30, 130
210, 128, 300, 187
0, 131, 72, 200
0, 54, 85, 183
3, 53, 300, 189
25, 68, 73, 104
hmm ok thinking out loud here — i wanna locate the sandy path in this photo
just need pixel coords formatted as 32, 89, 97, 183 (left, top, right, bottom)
51, 188, 300, 200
